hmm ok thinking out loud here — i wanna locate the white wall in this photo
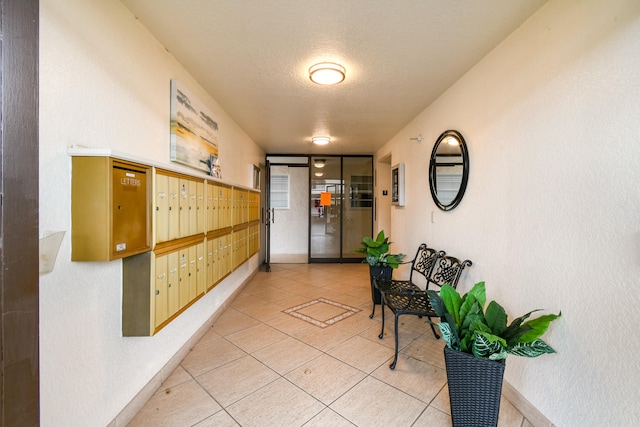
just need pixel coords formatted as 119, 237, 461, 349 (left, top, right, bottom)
377, 0, 640, 425
39, 1, 264, 425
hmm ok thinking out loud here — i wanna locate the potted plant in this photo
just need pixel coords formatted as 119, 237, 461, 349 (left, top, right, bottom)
354, 230, 405, 316
427, 282, 561, 427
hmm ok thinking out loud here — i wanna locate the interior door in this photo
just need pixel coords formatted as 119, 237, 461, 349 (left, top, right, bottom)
265, 156, 310, 265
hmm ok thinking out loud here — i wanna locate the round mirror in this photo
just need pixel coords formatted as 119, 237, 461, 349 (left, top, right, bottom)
429, 130, 469, 211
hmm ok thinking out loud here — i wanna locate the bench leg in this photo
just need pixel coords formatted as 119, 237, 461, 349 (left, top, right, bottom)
378, 299, 386, 339
429, 321, 440, 339
390, 312, 401, 370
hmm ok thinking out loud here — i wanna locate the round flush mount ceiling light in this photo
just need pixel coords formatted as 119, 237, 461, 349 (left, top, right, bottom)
312, 136, 331, 145
309, 63, 346, 85
314, 172, 324, 177
314, 159, 326, 168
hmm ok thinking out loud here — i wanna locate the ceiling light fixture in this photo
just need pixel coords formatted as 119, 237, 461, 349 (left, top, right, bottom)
309, 63, 346, 85
314, 172, 324, 177
312, 136, 331, 145
314, 159, 326, 168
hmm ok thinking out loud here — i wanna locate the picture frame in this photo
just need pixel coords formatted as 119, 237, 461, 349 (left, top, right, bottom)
391, 163, 405, 206
170, 79, 220, 174
252, 164, 261, 190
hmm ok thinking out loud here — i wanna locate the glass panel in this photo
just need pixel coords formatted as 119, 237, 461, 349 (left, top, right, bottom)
310, 157, 341, 259
270, 174, 289, 209
342, 157, 373, 259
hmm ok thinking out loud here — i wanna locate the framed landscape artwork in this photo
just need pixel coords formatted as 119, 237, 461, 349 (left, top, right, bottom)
170, 79, 220, 176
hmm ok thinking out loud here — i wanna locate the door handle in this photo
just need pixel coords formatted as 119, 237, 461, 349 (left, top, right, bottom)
271, 208, 275, 223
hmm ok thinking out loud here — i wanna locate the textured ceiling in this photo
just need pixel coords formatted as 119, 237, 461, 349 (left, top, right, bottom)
121, 0, 547, 155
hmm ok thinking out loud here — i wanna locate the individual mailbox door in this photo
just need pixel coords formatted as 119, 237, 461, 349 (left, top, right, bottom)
252, 192, 260, 221
196, 181, 205, 234
154, 254, 168, 328
214, 185, 222, 230
168, 176, 180, 241
213, 236, 221, 285
232, 189, 240, 226
207, 182, 215, 232
111, 162, 150, 257
167, 251, 180, 316
155, 173, 169, 244
188, 245, 197, 301
232, 231, 240, 269
219, 236, 226, 281
179, 179, 190, 237
218, 187, 225, 228
224, 187, 231, 228
241, 190, 248, 224
217, 187, 226, 229
196, 242, 205, 296
223, 234, 232, 274
206, 239, 214, 290
188, 180, 198, 236
178, 248, 189, 308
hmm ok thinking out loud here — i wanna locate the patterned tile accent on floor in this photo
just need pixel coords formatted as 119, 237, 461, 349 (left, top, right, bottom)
282, 298, 362, 328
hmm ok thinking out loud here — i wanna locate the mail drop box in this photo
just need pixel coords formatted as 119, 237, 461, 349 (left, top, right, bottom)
72, 156, 151, 261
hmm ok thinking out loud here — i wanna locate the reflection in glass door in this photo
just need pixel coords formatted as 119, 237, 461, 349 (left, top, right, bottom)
310, 157, 341, 260
309, 156, 372, 262
342, 157, 373, 260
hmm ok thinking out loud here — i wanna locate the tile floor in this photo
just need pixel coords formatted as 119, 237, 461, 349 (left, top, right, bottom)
128, 263, 533, 427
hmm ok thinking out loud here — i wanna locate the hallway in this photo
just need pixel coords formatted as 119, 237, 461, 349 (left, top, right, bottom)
128, 263, 529, 426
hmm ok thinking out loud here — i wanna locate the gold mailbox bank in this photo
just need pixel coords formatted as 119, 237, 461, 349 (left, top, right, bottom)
72, 157, 151, 261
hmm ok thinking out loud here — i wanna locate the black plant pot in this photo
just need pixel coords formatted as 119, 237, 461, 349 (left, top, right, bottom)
444, 346, 505, 427
369, 264, 392, 305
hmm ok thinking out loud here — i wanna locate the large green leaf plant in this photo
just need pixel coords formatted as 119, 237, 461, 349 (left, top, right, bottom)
427, 282, 561, 361
354, 230, 405, 269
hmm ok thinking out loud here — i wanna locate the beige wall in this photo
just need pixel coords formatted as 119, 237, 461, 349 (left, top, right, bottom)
376, 0, 640, 425
39, 0, 264, 425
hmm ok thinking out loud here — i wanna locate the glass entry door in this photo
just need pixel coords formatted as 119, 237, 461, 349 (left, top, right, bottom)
309, 156, 372, 262
265, 156, 310, 265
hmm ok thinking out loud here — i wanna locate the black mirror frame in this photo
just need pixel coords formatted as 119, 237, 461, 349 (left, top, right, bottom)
429, 130, 469, 211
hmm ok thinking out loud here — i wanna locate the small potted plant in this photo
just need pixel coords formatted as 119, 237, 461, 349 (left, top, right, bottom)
427, 282, 561, 427
354, 230, 405, 315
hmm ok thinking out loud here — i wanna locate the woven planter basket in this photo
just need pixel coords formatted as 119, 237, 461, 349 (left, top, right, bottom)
444, 346, 506, 427
369, 265, 392, 304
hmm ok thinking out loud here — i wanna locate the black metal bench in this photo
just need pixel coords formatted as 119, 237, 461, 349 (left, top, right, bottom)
374, 249, 472, 369
369, 244, 443, 319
